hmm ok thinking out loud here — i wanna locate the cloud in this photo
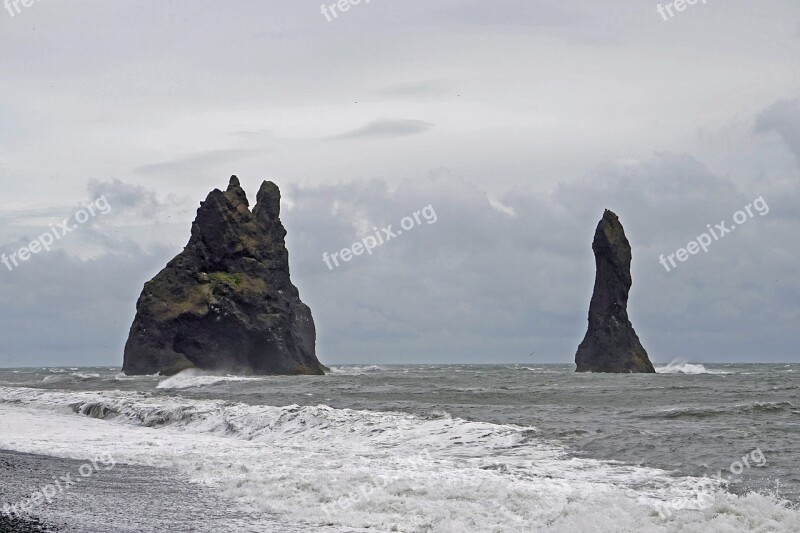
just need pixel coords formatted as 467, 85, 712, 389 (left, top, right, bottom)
432, 0, 578, 28
0, 149, 797, 368
0, 180, 193, 364
333, 119, 434, 140
279, 154, 799, 365
756, 98, 800, 162
488, 196, 517, 217
0, 180, 192, 367
423, 0, 615, 43
0, 245, 173, 367
0, 1, 798, 367
87, 178, 173, 218
135, 149, 261, 176
0, 179, 187, 259
371, 81, 456, 101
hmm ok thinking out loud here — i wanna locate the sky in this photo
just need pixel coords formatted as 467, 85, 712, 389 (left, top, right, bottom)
0, 0, 798, 367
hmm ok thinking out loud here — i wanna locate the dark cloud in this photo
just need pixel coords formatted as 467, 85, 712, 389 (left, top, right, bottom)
0, 245, 173, 367
279, 153, 799, 365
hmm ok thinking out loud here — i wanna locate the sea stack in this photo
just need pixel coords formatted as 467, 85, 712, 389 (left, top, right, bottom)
575, 210, 655, 373
123, 176, 326, 376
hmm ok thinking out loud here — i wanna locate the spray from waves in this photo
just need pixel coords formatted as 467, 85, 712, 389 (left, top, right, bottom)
1, 387, 799, 532
42, 372, 101, 383
72, 372, 101, 379
519, 366, 565, 374
155, 369, 265, 390
327, 365, 389, 376
657, 360, 729, 375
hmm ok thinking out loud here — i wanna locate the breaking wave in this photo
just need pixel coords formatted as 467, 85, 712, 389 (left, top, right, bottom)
328, 365, 390, 375
657, 361, 729, 375
0, 386, 798, 532
156, 369, 264, 390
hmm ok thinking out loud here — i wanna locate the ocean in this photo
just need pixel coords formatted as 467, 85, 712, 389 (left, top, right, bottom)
0, 363, 798, 532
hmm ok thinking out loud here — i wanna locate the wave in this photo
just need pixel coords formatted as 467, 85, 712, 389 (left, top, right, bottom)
155, 369, 264, 390
0, 387, 535, 448
646, 401, 795, 419
72, 372, 100, 379
41, 372, 102, 384
0, 386, 799, 531
657, 360, 729, 374
328, 365, 389, 375
519, 366, 564, 374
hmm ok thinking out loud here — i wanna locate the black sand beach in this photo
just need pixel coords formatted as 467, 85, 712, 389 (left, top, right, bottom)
0, 449, 260, 532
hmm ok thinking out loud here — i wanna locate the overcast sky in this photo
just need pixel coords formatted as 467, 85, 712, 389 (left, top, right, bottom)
0, 0, 798, 367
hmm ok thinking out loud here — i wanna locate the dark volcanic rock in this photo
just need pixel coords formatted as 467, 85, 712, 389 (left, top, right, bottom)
123, 176, 326, 376
575, 210, 655, 373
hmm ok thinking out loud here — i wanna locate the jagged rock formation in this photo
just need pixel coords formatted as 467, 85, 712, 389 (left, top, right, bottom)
575, 210, 655, 373
123, 176, 326, 376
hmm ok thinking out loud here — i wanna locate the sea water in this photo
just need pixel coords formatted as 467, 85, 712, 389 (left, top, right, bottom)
0, 364, 798, 531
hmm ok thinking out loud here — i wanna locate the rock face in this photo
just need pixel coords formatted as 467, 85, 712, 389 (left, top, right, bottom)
575, 210, 655, 373
123, 176, 326, 376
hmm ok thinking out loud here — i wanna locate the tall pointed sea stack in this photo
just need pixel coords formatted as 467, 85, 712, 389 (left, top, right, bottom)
123, 176, 326, 376
575, 210, 655, 373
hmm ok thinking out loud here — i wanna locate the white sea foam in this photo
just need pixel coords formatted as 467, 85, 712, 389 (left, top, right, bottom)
71, 372, 100, 379
41, 372, 101, 383
328, 365, 389, 375
0, 386, 797, 532
657, 360, 729, 375
155, 369, 263, 389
